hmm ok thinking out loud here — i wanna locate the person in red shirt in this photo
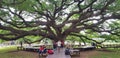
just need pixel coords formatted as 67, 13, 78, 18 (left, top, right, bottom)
39, 45, 44, 55
39, 45, 47, 55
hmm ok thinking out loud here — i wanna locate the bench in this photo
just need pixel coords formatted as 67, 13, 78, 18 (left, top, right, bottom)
70, 49, 80, 54
73, 46, 96, 51
70, 49, 80, 58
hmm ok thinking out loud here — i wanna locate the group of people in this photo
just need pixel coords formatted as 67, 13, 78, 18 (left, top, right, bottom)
39, 45, 54, 56
39, 40, 64, 55
39, 40, 72, 55
53, 40, 64, 52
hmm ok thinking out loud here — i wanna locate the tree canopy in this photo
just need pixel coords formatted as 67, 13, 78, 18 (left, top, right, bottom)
0, 0, 120, 43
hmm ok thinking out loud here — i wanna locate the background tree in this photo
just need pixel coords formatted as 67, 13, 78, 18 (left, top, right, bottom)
0, 0, 120, 43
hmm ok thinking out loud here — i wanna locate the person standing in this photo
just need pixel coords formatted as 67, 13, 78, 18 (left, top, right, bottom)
61, 40, 64, 48
57, 40, 61, 53
53, 41, 57, 50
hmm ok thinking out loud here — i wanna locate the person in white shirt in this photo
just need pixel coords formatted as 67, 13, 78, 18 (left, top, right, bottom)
57, 40, 61, 52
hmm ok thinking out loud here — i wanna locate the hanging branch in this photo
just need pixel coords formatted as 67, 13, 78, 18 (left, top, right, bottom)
70, 33, 107, 44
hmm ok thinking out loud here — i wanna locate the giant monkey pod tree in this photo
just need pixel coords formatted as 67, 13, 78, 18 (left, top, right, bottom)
0, 0, 120, 43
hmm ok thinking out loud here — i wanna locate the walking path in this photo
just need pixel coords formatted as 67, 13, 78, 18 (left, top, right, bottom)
46, 48, 71, 58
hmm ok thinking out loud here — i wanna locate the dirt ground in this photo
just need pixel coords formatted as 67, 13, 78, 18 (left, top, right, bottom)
79, 50, 98, 58
7, 50, 98, 58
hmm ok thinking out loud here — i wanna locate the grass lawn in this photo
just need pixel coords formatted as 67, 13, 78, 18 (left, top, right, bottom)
89, 48, 120, 58
0, 51, 42, 58
0, 46, 45, 58
90, 51, 120, 58
0, 46, 18, 53
0, 46, 120, 58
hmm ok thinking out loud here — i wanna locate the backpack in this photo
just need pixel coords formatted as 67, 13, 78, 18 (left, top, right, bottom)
65, 48, 70, 55
48, 49, 54, 54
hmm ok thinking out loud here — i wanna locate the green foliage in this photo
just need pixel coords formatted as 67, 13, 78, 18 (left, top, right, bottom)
100, 34, 112, 40
82, 29, 100, 38
109, 20, 120, 30
13, 0, 36, 12
71, 14, 80, 19
66, 35, 82, 42
0, 40, 5, 43
0, 30, 10, 34
99, 34, 120, 42
108, 0, 120, 12
20, 27, 39, 31
0, 10, 9, 17
0, 0, 120, 43
24, 35, 41, 42
92, 0, 106, 9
